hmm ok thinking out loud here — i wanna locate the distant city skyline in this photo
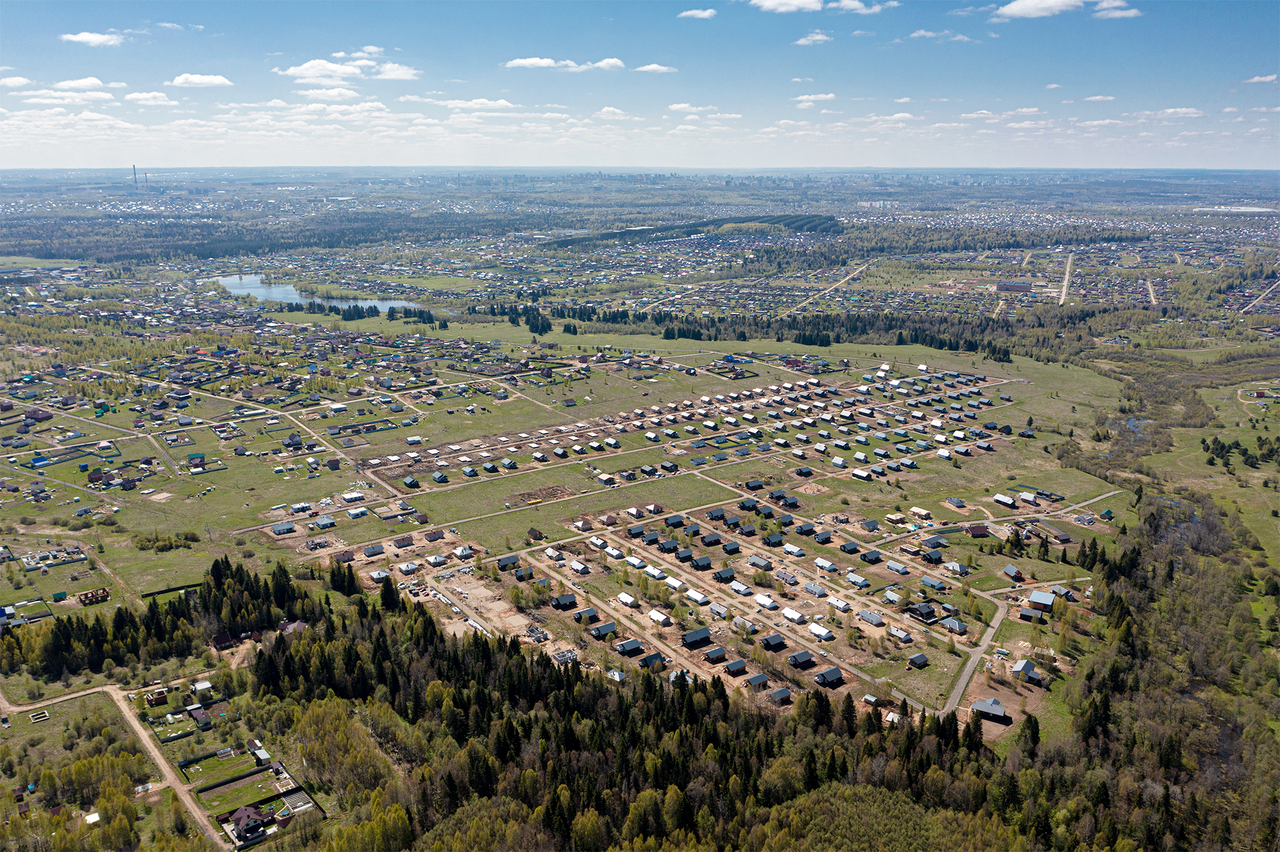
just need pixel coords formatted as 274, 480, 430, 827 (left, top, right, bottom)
1, 0, 1276, 170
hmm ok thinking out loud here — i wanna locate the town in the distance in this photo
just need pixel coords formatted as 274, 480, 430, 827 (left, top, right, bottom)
0, 166, 1277, 851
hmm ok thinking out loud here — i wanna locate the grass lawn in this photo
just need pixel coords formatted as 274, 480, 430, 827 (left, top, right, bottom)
198, 772, 278, 814
448, 475, 738, 553
862, 643, 971, 708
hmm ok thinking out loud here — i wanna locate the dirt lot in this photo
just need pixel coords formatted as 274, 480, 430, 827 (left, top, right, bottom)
514, 485, 573, 504
962, 647, 1054, 741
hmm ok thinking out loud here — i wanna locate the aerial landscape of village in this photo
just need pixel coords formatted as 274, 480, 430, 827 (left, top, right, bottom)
0, 165, 1274, 851
0, 0, 1277, 850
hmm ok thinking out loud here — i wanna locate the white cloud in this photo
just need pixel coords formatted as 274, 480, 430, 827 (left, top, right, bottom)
797, 101, 815, 109
669, 103, 717, 112
296, 87, 360, 101
850, 29, 874, 35
910, 29, 949, 38
1084, 95, 1114, 101
636, 64, 678, 73
125, 91, 177, 106
749, 0, 824, 11
402, 97, 521, 109
0, 77, 31, 87
16, 89, 114, 105
826, 0, 900, 13
106, 81, 126, 88
960, 109, 998, 118
821, 109, 843, 114
950, 33, 976, 41
949, 4, 998, 14
791, 77, 814, 82
991, 0, 1082, 19
1061, 99, 1075, 103
1243, 74, 1277, 84
1079, 118, 1122, 126
595, 106, 642, 120
1045, 83, 1061, 89
277, 59, 364, 85
157, 22, 184, 30
504, 57, 624, 71
1222, 107, 1239, 113
1008, 119, 1051, 128
53, 77, 105, 90
59, 31, 125, 47
372, 63, 420, 80
894, 97, 912, 103
505, 57, 561, 68
1093, 0, 1141, 18
793, 93, 836, 100
678, 8, 718, 18
1252, 106, 1280, 112
168, 73, 233, 87
794, 30, 833, 45
1129, 107, 1204, 118
709, 113, 742, 119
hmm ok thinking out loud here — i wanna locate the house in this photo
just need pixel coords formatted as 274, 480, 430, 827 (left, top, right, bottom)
922, 576, 946, 592
814, 667, 843, 687
746, 673, 769, 689
767, 687, 792, 705
589, 621, 617, 639
703, 646, 727, 663
1019, 607, 1044, 623
682, 626, 711, 647
906, 602, 937, 623
574, 607, 598, 623
788, 650, 815, 668
271, 522, 295, 536
724, 659, 747, 676
1028, 589, 1056, 611
231, 805, 268, 842
551, 594, 577, 610
614, 638, 643, 655
860, 549, 882, 564
941, 617, 968, 635
858, 609, 884, 627
971, 698, 1009, 721
638, 652, 663, 669
760, 634, 786, 652
497, 554, 520, 569
1003, 564, 1025, 582
1012, 659, 1041, 684
907, 653, 929, 669
839, 541, 860, 554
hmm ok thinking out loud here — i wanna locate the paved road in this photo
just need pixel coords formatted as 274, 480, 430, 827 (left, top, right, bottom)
943, 598, 1007, 713
1058, 253, 1074, 306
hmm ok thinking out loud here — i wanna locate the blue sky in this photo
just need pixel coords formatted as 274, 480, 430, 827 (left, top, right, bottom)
1, 0, 1276, 169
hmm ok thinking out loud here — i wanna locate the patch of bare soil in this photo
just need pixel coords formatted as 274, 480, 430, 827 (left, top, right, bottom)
795, 482, 829, 495
513, 485, 572, 504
